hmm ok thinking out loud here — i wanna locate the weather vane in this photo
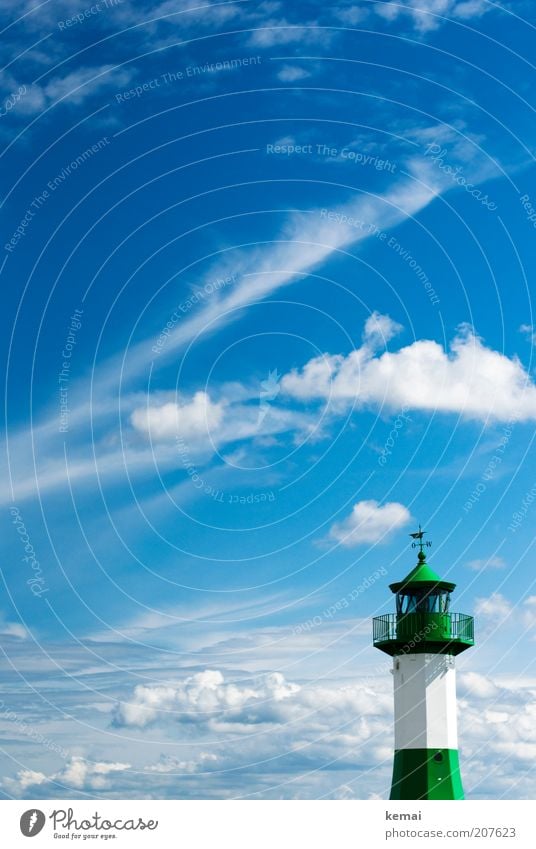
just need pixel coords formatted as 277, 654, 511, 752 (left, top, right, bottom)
409, 524, 432, 555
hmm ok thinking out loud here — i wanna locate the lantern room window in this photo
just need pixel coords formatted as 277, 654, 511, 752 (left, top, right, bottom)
396, 590, 451, 615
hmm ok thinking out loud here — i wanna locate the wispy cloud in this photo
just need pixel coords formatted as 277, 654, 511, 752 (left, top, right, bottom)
2, 155, 443, 504
2, 114, 509, 508
466, 556, 506, 571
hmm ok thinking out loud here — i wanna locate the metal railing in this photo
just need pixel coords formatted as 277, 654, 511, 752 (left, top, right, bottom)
373, 612, 474, 645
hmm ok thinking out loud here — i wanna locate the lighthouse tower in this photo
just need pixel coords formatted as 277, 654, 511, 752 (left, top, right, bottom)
373, 528, 474, 800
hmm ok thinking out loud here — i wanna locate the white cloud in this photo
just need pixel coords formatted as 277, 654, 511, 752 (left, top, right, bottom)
453, 0, 493, 20
362, 310, 403, 348
282, 318, 536, 423
466, 556, 506, 571
0, 0, 247, 39
11, 302, 532, 507
5, 301, 533, 507
3, 754, 221, 798
408, 120, 497, 184
459, 671, 500, 699
61, 757, 130, 790
0, 143, 489, 505
147, 752, 218, 774
249, 19, 333, 48
5, 66, 135, 117
4, 757, 130, 796
130, 392, 224, 443
375, 0, 491, 33
105, 663, 536, 799
459, 677, 536, 793
328, 500, 411, 547
44, 66, 131, 105
520, 324, 536, 345
128, 386, 317, 462
472, 594, 536, 635
493, 741, 536, 762
0, 621, 27, 639
88, 591, 293, 644
112, 668, 391, 738
4, 770, 47, 794
2, 636, 536, 800
474, 592, 512, 619
113, 669, 301, 728
332, 6, 368, 26
270, 134, 296, 148
277, 65, 311, 82
522, 596, 536, 630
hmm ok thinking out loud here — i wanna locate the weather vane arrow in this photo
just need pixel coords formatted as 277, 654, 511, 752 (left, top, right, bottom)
409, 524, 432, 554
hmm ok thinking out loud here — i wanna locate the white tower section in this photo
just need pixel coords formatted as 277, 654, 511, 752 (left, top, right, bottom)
393, 653, 458, 750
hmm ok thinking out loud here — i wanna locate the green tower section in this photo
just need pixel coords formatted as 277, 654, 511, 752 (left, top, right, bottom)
390, 749, 464, 800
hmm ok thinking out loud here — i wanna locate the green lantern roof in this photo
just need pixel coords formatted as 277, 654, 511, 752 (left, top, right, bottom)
389, 552, 456, 594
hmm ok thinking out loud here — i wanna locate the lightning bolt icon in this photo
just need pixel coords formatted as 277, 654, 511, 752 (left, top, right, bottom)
28, 811, 38, 833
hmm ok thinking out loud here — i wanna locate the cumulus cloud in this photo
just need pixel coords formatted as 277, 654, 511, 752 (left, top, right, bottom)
4, 769, 47, 794
112, 668, 388, 734
282, 317, 536, 423
327, 500, 412, 547
459, 676, 536, 796
130, 392, 224, 443
128, 387, 316, 462
4, 757, 130, 796
60, 758, 131, 790
3, 753, 220, 798
106, 665, 536, 800
113, 669, 301, 728
3, 655, 536, 799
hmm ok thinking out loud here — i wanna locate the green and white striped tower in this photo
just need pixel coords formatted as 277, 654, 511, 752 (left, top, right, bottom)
373, 528, 474, 800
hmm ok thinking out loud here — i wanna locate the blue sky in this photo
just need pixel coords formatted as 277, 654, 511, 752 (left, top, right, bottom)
1, 0, 536, 800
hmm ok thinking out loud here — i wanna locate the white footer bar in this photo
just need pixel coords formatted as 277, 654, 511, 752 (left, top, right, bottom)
2, 799, 533, 848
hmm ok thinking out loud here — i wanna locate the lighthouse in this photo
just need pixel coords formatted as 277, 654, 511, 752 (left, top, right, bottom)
373, 528, 474, 800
